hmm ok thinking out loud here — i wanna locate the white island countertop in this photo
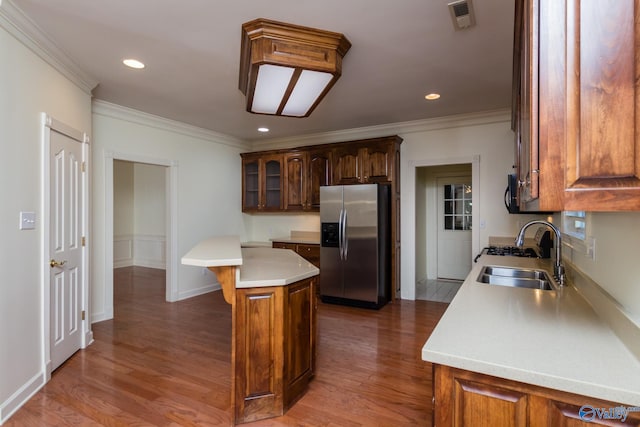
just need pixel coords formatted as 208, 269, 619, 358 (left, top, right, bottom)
422, 254, 640, 406
182, 236, 318, 288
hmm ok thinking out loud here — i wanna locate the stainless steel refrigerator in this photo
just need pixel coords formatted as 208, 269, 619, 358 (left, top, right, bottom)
320, 184, 391, 309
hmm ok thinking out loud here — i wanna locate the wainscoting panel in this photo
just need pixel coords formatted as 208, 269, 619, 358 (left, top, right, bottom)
133, 234, 166, 269
114, 234, 165, 269
114, 235, 133, 268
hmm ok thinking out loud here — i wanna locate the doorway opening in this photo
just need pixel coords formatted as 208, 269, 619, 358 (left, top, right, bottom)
104, 153, 178, 321
415, 163, 474, 303
113, 160, 167, 313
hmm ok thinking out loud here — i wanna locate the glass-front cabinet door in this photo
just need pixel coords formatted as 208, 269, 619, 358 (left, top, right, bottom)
241, 153, 283, 212
242, 157, 260, 210
263, 156, 282, 210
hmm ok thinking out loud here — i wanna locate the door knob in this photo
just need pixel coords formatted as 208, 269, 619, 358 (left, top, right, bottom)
49, 259, 67, 268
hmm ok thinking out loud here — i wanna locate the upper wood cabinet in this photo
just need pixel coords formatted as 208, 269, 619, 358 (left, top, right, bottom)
307, 148, 332, 210
514, 0, 640, 211
332, 144, 362, 185
241, 153, 283, 212
282, 148, 333, 211
283, 152, 308, 211
332, 137, 396, 185
242, 136, 400, 212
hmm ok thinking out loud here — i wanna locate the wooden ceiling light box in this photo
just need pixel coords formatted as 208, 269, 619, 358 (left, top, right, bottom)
239, 18, 351, 117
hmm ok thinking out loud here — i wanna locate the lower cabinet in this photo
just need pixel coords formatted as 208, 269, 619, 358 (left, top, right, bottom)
433, 364, 640, 427
272, 241, 320, 268
234, 277, 317, 424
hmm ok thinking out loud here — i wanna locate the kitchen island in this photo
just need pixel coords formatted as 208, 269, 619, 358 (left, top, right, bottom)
182, 236, 319, 425
422, 254, 640, 425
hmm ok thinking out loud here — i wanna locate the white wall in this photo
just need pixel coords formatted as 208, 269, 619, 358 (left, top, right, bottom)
113, 160, 134, 236
415, 167, 428, 281
134, 163, 165, 236
0, 20, 92, 423
245, 213, 320, 242
113, 160, 134, 267
91, 101, 250, 322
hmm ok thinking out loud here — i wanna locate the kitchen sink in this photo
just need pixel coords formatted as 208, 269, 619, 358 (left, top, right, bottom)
477, 266, 556, 291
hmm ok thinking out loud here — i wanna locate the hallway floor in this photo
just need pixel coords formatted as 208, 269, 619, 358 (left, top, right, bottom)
415, 278, 462, 303
5, 266, 449, 426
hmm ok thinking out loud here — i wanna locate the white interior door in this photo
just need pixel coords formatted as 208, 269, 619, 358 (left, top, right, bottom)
437, 177, 472, 280
49, 125, 85, 371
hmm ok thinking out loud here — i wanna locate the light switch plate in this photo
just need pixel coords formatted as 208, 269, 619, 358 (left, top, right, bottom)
19, 211, 36, 230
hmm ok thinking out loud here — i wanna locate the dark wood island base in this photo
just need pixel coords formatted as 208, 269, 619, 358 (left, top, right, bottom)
209, 265, 317, 425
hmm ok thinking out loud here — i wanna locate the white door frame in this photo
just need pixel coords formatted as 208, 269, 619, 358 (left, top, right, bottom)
41, 113, 92, 379
403, 155, 480, 300
104, 152, 179, 320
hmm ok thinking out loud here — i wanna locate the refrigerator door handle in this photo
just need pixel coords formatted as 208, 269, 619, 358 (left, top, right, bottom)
343, 209, 349, 260
338, 208, 345, 260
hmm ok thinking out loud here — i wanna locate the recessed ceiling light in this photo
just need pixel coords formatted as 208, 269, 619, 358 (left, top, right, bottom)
425, 93, 441, 100
123, 59, 145, 69
257, 127, 269, 133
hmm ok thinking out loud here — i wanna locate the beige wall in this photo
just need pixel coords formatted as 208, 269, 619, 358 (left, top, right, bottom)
91, 101, 250, 322
114, 160, 134, 236
0, 22, 92, 422
565, 212, 640, 323
133, 162, 166, 236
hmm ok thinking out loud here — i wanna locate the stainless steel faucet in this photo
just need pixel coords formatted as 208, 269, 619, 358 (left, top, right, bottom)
515, 220, 565, 286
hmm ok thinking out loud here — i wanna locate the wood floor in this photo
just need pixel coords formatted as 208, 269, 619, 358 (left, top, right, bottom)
6, 266, 449, 426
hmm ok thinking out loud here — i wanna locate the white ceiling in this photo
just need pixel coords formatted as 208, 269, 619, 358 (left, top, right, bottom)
11, 0, 515, 143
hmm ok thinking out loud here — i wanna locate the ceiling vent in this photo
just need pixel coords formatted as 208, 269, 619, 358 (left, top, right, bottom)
448, 0, 476, 30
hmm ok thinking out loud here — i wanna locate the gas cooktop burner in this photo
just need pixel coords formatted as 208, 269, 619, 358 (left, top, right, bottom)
485, 246, 538, 258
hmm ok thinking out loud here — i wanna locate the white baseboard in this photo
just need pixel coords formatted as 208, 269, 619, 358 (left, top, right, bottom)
0, 370, 46, 424
132, 258, 166, 269
91, 310, 113, 324
83, 329, 94, 348
113, 259, 133, 268
177, 282, 221, 301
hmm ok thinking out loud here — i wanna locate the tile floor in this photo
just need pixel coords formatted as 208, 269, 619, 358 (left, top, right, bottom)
415, 278, 463, 303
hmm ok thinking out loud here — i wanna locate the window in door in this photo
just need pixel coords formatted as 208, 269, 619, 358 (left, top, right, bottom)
443, 184, 472, 231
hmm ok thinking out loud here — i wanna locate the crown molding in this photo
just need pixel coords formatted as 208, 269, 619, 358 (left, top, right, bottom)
250, 108, 511, 151
93, 100, 251, 150
0, 0, 98, 94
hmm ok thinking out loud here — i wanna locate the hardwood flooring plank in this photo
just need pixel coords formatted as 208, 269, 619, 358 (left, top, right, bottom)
5, 266, 447, 426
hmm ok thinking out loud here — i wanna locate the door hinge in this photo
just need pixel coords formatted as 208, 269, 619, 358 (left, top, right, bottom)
81, 162, 86, 172
81, 310, 86, 321
82, 236, 86, 247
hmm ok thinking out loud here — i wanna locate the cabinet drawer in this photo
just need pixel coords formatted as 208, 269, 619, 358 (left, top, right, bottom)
272, 242, 296, 251
296, 244, 320, 266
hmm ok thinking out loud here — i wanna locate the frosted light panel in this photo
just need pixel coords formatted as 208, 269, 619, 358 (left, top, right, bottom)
282, 70, 333, 116
252, 64, 295, 114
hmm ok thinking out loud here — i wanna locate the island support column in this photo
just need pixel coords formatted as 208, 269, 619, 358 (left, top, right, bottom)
208, 266, 317, 425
